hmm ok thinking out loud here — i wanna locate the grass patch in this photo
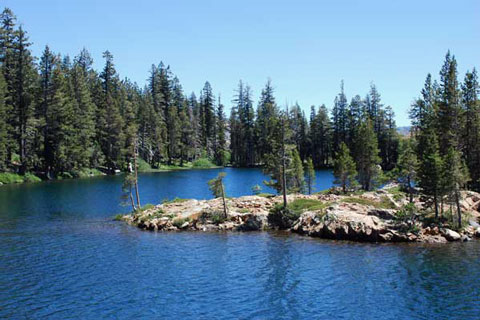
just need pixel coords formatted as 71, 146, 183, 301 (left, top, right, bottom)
135, 203, 156, 213
257, 193, 275, 198
342, 196, 396, 209
163, 197, 190, 204
387, 186, 406, 201
287, 198, 329, 214
238, 208, 250, 213
0, 172, 41, 184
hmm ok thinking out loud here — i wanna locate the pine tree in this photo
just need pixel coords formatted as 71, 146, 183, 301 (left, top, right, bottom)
70, 56, 96, 169
38, 46, 57, 176
290, 148, 305, 193
417, 128, 443, 219
214, 97, 227, 166
304, 157, 315, 194
365, 83, 383, 133
410, 74, 435, 133
397, 138, 418, 202
346, 95, 364, 151
10, 26, 37, 173
461, 69, 480, 191
256, 80, 278, 163
0, 69, 7, 169
200, 81, 215, 157
208, 172, 227, 217
437, 51, 462, 154
164, 72, 181, 164
377, 106, 399, 170
121, 172, 138, 212
229, 100, 241, 166
355, 119, 381, 191
47, 64, 77, 175
309, 104, 331, 167
332, 81, 348, 153
98, 50, 124, 171
333, 142, 357, 194
442, 147, 469, 227
147, 66, 167, 166
178, 99, 194, 166
188, 93, 202, 160
262, 108, 290, 207
231, 81, 256, 166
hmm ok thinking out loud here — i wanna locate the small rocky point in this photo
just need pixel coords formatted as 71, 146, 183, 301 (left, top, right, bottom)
120, 185, 480, 244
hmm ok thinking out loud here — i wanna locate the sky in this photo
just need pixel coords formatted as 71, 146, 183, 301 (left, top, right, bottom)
3, 0, 480, 126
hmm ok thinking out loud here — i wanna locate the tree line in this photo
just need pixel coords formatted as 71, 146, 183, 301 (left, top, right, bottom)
0, 7, 400, 180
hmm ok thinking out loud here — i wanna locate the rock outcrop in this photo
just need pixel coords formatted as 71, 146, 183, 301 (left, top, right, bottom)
120, 187, 480, 244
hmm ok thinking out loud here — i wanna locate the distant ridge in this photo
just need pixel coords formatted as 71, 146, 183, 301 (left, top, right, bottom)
397, 126, 411, 136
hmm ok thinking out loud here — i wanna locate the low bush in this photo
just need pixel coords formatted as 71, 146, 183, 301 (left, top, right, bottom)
268, 204, 300, 229
136, 158, 153, 172
172, 217, 189, 228
192, 158, 216, 168
113, 214, 124, 221
72, 168, 104, 178
23, 173, 42, 183
395, 203, 417, 222
199, 210, 226, 224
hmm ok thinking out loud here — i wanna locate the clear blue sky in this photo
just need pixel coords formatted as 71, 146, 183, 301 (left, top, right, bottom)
4, 0, 480, 126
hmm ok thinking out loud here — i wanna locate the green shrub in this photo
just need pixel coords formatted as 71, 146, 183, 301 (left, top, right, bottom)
73, 168, 104, 178
211, 212, 226, 224
268, 204, 300, 229
199, 210, 226, 224
113, 214, 124, 221
0, 172, 24, 184
0, 172, 41, 184
137, 158, 153, 172
396, 203, 416, 222
172, 217, 189, 228
23, 173, 42, 183
192, 158, 216, 168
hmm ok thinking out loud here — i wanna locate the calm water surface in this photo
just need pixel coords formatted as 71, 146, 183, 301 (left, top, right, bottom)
0, 168, 479, 319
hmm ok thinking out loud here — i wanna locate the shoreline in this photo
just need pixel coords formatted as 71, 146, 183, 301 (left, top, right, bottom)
120, 186, 480, 244
0, 164, 223, 186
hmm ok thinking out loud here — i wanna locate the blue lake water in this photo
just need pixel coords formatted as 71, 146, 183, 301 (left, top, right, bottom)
0, 168, 479, 319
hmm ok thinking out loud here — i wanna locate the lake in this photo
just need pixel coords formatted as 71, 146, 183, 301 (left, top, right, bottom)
0, 168, 479, 319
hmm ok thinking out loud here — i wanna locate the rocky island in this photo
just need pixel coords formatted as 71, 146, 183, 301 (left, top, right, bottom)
120, 185, 480, 244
